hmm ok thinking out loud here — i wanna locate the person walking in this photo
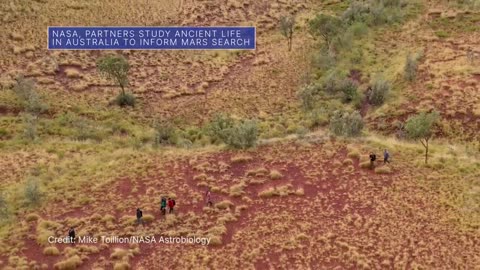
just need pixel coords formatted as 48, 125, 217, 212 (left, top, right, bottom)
136, 208, 143, 225
168, 198, 176, 214
383, 149, 390, 164
369, 152, 377, 169
68, 227, 76, 244
206, 188, 213, 207
160, 197, 167, 215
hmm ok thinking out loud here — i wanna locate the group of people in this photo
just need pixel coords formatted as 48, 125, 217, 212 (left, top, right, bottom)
135, 197, 176, 225
369, 149, 391, 169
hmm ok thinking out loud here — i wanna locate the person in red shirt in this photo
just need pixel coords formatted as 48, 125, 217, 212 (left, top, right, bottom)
167, 198, 176, 213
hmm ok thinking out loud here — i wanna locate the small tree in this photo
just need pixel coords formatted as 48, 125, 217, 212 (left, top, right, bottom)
309, 14, 343, 48
405, 111, 440, 164
97, 55, 135, 106
280, 15, 295, 51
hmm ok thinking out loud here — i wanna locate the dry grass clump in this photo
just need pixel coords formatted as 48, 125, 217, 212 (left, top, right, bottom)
113, 261, 131, 270
208, 235, 222, 245
246, 167, 269, 177
215, 200, 234, 209
343, 158, 354, 166
43, 246, 60, 256
231, 155, 253, 163
193, 173, 207, 181
53, 255, 82, 270
36, 220, 62, 246
77, 245, 99, 254
347, 150, 361, 159
110, 248, 135, 260
229, 182, 246, 197
360, 161, 371, 168
375, 166, 392, 174
26, 213, 40, 222
101, 214, 115, 223
269, 169, 283, 180
258, 184, 301, 197
142, 214, 155, 223
64, 68, 82, 78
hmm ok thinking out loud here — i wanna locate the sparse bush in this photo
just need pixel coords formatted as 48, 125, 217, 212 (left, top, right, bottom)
322, 70, 346, 94
342, 2, 371, 24
154, 121, 177, 146
369, 77, 390, 106
25, 179, 42, 206
342, 0, 404, 26
74, 118, 102, 142
13, 76, 48, 115
298, 84, 319, 111
349, 22, 369, 37
114, 92, 136, 107
404, 53, 418, 82
207, 114, 234, 143
306, 109, 329, 128
0, 192, 8, 219
224, 120, 258, 149
329, 110, 364, 137
339, 79, 358, 103
23, 114, 38, 141
313, 50, 336, 70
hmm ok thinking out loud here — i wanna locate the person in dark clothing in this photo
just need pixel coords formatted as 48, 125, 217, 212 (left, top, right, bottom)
136, 208, 143, 225
369, 152, 377, 169
160, 197, 167, 215
68, 227, 76, 244
383, 149, 390, 164
206, 188, 213, 207
168, 198, 175, 213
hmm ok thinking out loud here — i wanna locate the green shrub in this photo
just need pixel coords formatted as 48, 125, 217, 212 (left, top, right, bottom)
13, 76, 48, 115
298, 84, 319, 111
349, 22, 369, 37
74, 118, 103, 142
114, 92, 136, 107
322, 70, 344, 94
225, 120, 258, 149
404, 53, 418, 82
0, 192, 8, 218
313, 50, 336, 70
154, 121, 177, 146
306, 109, 329, 128
25, 179, 42, 206
207, 114, 234, 143
329, 110, 364, 137
342, 0, 404, 26
23, 114, 38, 141
369, 77, 390, 106
339, 79, 358, 103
